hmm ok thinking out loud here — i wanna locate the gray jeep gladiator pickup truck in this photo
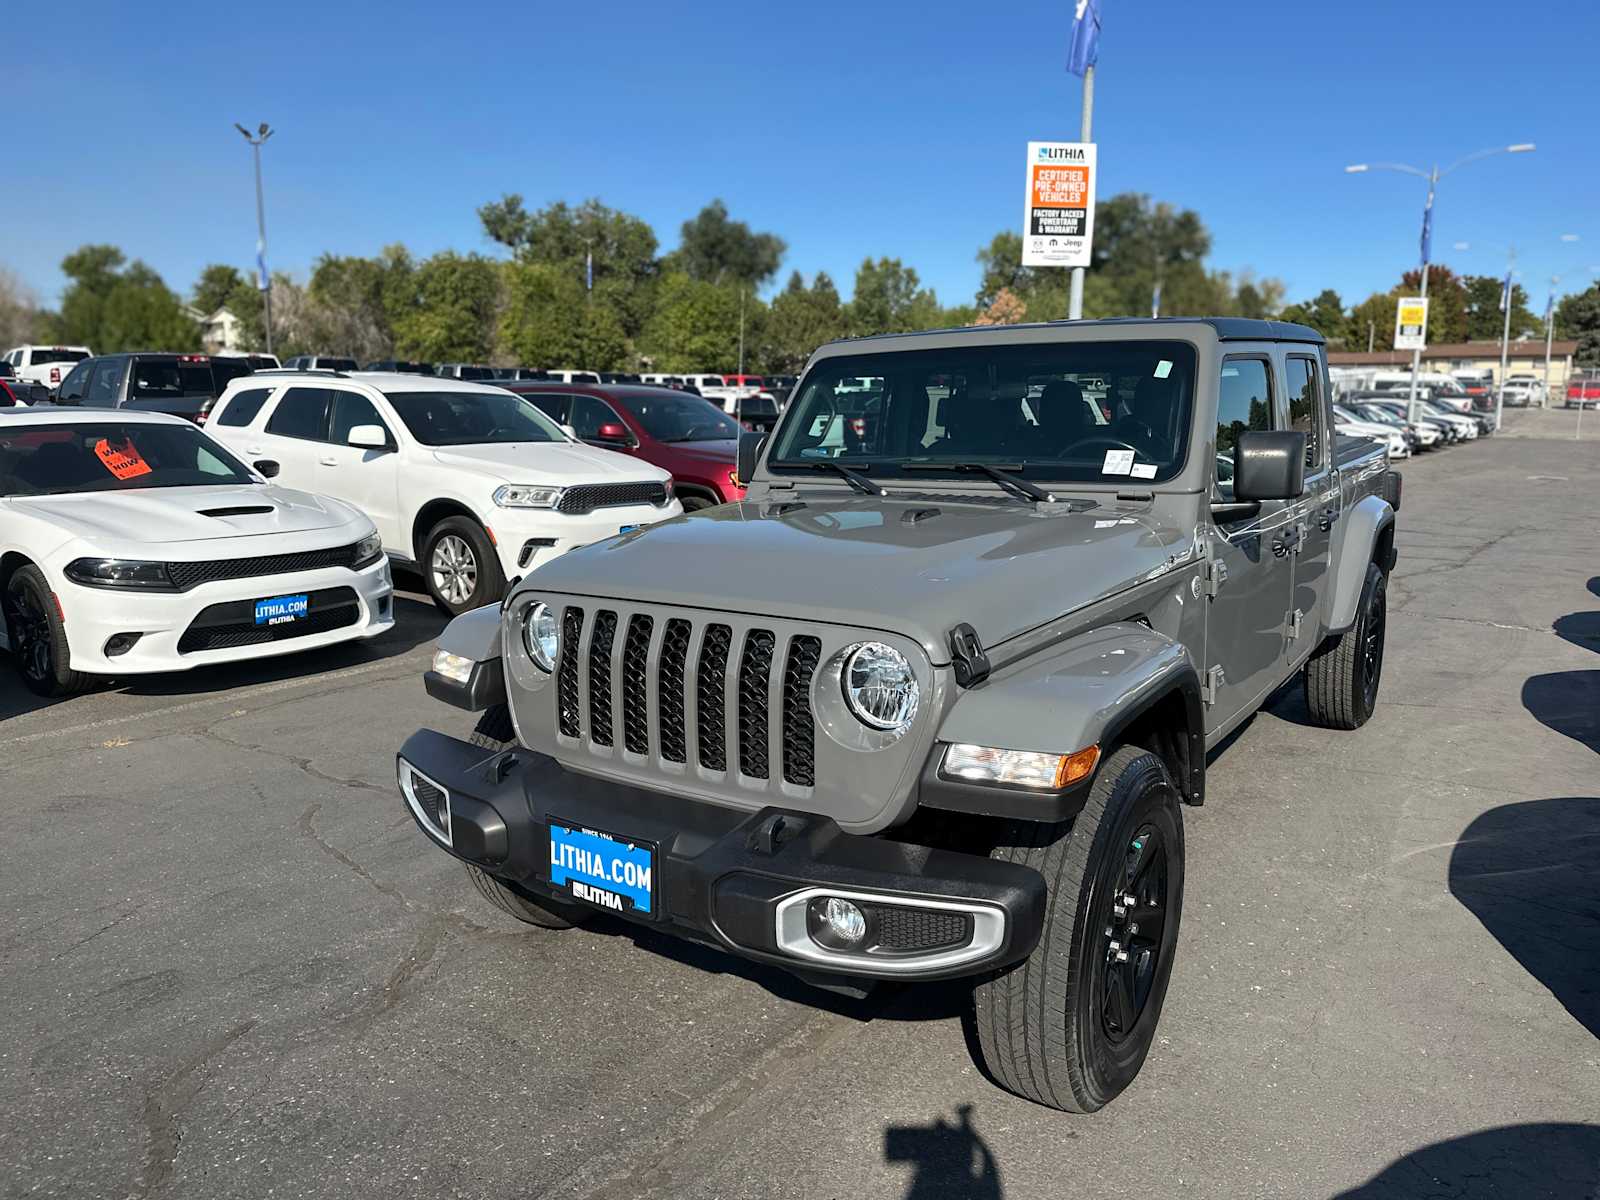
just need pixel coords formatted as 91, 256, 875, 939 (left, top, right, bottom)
397, 317, 1399, 1112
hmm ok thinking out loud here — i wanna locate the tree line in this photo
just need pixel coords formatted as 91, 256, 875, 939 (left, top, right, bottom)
4, 195, 1598, 370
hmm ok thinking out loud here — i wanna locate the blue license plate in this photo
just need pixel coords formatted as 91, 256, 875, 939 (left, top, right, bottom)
548, 821, 655, 915
254, 594, 309, 626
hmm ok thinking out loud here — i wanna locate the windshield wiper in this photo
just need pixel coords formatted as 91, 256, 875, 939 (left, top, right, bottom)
810, 460, 885, 496
903, 462, 1056, 503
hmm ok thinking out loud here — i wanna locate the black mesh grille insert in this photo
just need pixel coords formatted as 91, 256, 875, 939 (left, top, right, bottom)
696, 624, 732, 771
557, 606, 584, 738
556, 482, 669, 515
588, 610, 618, 747
622, 614, 653, 754
166, 542, 362, 592
409, 773, 446, 830
781, 636, 821, 786
175, 587, 360, 654
866, 905, 971, 953
658, 618, 692, 763
737, 630, 775, 779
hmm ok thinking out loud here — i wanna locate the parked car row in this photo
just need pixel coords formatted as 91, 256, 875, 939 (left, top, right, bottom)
1333, 389, 1490, 459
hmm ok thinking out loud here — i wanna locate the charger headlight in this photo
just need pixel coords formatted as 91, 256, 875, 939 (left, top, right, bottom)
352, 532, 384, 568
522, 601, 560, 672
63, 558, 174, 591
842, 641, 919, 731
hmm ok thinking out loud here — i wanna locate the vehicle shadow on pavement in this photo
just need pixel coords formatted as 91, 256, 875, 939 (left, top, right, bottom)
1449, 797, 1600, 1041
883, 1104, 1003, 1199
1331, 1123, 1600, 1198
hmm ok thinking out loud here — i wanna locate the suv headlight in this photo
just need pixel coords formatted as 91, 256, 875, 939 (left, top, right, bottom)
495, 484, 564, 509
522, 601, 560, 672
353, 532, 384, 568
63, 558, 175, 591
842, 642, 919, 730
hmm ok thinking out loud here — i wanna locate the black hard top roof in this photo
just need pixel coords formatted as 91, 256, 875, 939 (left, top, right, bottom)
832, 316, 1326, 347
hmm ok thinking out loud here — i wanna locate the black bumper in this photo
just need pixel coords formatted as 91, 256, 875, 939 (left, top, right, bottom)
397, 728, 1047, 983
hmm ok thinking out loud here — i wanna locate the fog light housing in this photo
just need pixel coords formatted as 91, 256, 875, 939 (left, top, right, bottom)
103, 632, 142, 657
806, 896, 868, 950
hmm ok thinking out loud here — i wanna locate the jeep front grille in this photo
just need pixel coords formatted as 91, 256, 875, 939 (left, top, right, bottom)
560, 607, 819, 787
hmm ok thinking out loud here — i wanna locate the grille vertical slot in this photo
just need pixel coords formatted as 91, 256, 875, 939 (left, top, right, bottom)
658, 618, 692, 763
621, 614, 653, 754
696, 624, 733, 770
588, 610, 618, 747
738, 630, 776, 779
557, 606, 584, 738
781, 635, 821, 786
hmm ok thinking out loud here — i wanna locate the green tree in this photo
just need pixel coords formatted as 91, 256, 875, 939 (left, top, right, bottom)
665, 200, 786, 287
391, 252, 501, 362
499, 262, 627, 371
1555, 283, 1600, 366
763, 271, 845, 372
1278, 289, 1349, 345
191, 264, 249, 317
54, 245, 198, 352
1347, 291, 1400, 352
1398, 265, 1470, 344
638, 273, 746, 372
1462, 274, 1540, 342
847, 257, 941, 335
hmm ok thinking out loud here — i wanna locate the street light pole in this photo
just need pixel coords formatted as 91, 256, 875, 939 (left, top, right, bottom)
1495, 246, 1515, 430
1066, 65, 1094, 321
234, 123, 275, 357
1344, 143, 1535, 424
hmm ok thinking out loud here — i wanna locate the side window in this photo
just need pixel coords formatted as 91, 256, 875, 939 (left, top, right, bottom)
86, 360, 123, 407
265, 386, 332, 440
328, 390, 391, 446
1215, 357, 1274, 500
1285, 356, 1323, 470
569, 395, 621, 439
57, 361, 92, 403
524, 393, 569, 423
216, 387, 273, 427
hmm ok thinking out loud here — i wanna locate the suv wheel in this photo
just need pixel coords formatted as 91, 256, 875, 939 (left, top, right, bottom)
423, 517, 504, 616
1303, 562, 1387, 730
4, 565, 93, 698
971, 745, 1184, 1112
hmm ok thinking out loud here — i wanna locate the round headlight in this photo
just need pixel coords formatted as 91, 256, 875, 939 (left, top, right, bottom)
842, 642, 919, 731
522, 601, 560, 672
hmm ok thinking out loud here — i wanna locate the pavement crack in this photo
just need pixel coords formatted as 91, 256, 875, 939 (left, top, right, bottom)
336, 915, 450, 1041
136, 1019, 256, 1199
298, 799, 410, 908
51, 905, 142, 961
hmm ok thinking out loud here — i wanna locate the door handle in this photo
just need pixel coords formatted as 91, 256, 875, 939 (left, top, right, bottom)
318, 456, 338, 466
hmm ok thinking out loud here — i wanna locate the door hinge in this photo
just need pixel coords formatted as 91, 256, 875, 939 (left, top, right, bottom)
1288, 608, 1304, 640
1201, 664, 1225, 706
1202, 557, 1228, 599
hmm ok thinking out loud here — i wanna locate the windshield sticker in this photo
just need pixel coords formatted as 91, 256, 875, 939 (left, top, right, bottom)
1154, 360, 1173, 379
1101, 449, 1135, 475
94, 438, 153, 480
1130, 462, 1158, 479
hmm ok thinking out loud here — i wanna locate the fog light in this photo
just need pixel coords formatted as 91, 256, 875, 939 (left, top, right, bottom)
807, 896, 867, 950
103, 632, 142, 657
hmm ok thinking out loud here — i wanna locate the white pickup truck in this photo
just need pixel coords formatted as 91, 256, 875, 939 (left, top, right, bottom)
3, 345, 93, 392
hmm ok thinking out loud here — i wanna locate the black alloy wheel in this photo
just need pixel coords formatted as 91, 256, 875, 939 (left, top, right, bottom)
1098, 825, 1169, 1043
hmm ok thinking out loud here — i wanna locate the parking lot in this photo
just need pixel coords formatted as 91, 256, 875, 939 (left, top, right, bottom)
1, 408, 1596, 1199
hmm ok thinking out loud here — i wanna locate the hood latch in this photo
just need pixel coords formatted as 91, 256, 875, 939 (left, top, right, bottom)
948, 623, 991, 688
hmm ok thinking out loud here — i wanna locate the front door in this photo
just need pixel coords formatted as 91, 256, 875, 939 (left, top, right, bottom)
318, 389, 402, 549
1205, 354, 1296, 727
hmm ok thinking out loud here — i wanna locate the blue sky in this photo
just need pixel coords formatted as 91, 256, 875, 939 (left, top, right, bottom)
7, 0, 1597, 314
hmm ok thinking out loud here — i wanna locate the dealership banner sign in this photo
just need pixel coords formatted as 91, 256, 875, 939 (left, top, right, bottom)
1023, 141, 1096, 268
1394, 297, 1429, 350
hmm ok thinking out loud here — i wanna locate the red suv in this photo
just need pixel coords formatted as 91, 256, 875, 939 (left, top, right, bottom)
506, 382, 746, 511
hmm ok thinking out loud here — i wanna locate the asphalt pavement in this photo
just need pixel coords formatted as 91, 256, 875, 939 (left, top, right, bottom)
2, 407, 1597, 1199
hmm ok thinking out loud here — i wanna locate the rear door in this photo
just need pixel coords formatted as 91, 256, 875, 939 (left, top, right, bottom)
254, 386, 333, 490
318, 389, 402, 548
1205, 352, 1297, 726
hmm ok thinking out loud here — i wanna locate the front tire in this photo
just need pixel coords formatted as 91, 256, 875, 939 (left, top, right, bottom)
1303, 562, 1387, 730
972, 745, 1185, 1112
466, 865, 579, 930
423, 517, 504, 616
4, 565, 92, 697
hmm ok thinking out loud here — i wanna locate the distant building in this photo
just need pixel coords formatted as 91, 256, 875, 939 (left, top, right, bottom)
185, 305, 248, 354
1328, 338, 1578, 392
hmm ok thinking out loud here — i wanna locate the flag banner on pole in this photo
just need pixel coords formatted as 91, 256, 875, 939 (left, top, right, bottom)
1499, 272, 1512, 312
1066, 0, 1101, 77
1151, 280, 1162, 318
1419, 200, 1433, 266
585, 251, 593, 292
256, 241, 269, 291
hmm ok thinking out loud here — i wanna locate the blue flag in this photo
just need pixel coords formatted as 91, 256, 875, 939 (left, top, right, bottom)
1499, 272, 1512, 313
256, 242, 269, 291
1419, 199, 1433, 266
1067, 0, 1101, 77
585, 250, 593, 292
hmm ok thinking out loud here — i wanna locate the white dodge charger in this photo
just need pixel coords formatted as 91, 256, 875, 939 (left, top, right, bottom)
0, 408, 394, 696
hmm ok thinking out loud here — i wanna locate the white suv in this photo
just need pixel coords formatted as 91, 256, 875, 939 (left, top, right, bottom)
4, 345, 93, 391
206, 372, 682, 613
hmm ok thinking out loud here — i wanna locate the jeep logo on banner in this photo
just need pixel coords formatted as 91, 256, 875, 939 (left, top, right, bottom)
1023, 141, 1096, 269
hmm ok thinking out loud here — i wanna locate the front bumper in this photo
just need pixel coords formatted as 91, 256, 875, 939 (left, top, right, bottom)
490, 500, 685, 579
397, 728, 1047, 983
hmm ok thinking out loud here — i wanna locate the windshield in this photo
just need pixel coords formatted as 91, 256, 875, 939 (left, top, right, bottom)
626, 392, 738, 442
769, 340, 1196, 484
0, 421, 255, 496
385, 390, 567, 446
129, 360, 217, 397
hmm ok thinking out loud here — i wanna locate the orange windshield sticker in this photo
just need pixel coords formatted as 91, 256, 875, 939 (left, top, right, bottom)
94, 438, 153, 480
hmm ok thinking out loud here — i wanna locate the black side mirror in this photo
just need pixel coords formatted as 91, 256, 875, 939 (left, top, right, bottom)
736, 431, 766, 488
254, 459, 281, 479
1233, 430, 1306, 501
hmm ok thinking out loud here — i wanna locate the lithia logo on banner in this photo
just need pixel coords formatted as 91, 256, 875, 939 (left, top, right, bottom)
1037, 145, 1087, 162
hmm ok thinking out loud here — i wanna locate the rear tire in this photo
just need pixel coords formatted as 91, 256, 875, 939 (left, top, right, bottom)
423, 517, 504, 616
1303, 562, 1387, 730
466, 865, 578, 930
4, 565, 93, 697
971, 745, 1184, 1112
679, 494, 718, 513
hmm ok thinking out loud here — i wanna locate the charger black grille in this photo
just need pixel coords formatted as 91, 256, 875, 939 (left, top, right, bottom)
556, 482, 669, 515
176, 586, 359, 654
588, 610, 618, 747
166, 541, 364, 592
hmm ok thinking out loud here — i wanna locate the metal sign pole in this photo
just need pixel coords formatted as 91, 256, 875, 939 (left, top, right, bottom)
1066, 66, 1093, 321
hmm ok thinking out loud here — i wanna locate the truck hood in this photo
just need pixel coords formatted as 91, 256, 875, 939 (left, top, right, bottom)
5, 483, 362, 546
522, 496, 1193, 663
430, 442, 669, 484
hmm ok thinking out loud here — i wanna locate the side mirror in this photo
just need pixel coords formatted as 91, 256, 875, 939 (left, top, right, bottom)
347, 423, 389, 450
594, 421, 632, 445
254, 459, 281, 478
561, 424, 579, 440
736, 431, 766, 487
1232, 430, 1307, 501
